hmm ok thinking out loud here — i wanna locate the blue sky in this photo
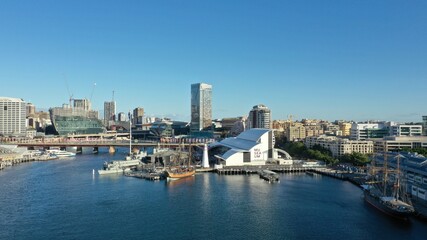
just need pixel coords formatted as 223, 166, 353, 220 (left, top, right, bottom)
1, 0, 426, 123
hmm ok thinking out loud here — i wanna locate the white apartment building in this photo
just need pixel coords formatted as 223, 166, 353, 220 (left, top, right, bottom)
305, 135, 374, 157
350, 122, 392, 140
0, 97, 27, 136
390, 125, 423, 136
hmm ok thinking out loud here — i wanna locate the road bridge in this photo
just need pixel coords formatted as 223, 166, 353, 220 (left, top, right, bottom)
1, 139, 207, 153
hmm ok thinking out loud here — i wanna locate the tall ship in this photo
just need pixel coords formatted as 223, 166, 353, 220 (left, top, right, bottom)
49, 98, 106, 136
362, 153, 414, 219
165, 143, 195, 179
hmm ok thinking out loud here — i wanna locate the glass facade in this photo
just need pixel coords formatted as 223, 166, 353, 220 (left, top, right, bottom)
191, 83, 212, 132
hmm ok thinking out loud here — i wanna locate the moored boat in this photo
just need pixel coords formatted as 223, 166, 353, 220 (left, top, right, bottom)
259, 169, 280, 182
165, 167, 195, 179
98, 159, 141, 175
363, 185, 414, 219
363, 153, 414, 219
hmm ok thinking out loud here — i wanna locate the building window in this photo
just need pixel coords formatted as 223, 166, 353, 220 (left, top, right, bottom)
4, 106, 7, 111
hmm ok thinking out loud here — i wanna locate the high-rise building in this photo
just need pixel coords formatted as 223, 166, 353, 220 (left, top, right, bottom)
191, 83, 212, 132
73, 98, 92, 111
0, 97, 27, 136
118, 112, 126, 122
247, 104, 271, 129
133, 107, 144, 125
26, 103, 36, 117
104, 101, 116, 127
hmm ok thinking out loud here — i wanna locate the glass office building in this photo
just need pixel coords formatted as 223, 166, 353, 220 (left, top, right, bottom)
191, 83, 212, 132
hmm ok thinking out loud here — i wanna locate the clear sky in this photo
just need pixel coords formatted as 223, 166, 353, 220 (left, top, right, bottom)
1, 0, 426, 123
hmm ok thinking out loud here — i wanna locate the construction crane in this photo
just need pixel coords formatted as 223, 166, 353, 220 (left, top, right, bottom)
64, 74, 74, 108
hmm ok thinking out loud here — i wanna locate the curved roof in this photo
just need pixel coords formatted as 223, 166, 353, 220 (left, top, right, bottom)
236, 128, 270, 142
211, 128, 270, 151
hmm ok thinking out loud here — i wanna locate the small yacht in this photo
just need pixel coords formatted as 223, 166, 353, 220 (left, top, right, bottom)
45, 148, 76, 157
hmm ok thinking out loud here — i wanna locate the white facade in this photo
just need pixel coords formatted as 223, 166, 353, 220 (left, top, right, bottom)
350, 122, 395, 140
305, 135, 373, 157
0, 97, 26, 136
210, 129, 289, 166
374, 136, 427, 152
390, 125, 423, 136
247, 104, 271, 129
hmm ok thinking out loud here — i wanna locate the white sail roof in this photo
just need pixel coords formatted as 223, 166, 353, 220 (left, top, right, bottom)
213, 128, 270, 151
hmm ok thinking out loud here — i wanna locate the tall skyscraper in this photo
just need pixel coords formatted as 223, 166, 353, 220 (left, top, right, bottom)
0, 97, 27, 136
133, 107, 144, 125
191, 83, 212, 132
247, 104, 272, 129
104, 101, 116, 127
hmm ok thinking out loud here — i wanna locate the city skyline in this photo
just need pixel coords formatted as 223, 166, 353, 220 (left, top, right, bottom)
1, 1, 426, 122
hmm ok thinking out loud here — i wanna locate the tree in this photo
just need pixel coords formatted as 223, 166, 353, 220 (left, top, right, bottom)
340, 152, 370, 166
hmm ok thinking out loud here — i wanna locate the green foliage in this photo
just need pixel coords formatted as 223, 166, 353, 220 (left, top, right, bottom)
401, 147, 427, 156
282, 141, 338, 165
340, 152, 371, 166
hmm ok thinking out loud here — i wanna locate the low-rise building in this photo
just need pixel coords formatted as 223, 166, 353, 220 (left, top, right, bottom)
373, 136, 427, 152
209, 129, 291, 166
305, 135, 373, 157
390, 125, 423, 136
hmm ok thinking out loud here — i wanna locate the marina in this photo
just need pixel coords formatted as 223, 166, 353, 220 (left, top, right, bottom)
1, 153, 427, 240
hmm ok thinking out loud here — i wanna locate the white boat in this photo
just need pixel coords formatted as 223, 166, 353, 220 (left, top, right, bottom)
36, 153, 59, 161
45, 148, 76, 157
98, 159, 141, 175
98, 117, 143, 175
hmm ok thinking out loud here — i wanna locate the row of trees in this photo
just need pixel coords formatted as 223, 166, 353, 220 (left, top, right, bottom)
401, 147, 427, 156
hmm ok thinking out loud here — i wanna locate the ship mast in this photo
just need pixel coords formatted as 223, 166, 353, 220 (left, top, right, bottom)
129, 112, 132, 155
395, 154, 401, 199
383, 153, 388, 196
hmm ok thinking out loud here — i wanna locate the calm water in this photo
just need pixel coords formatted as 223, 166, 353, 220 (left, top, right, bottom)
1, 150, 426, 240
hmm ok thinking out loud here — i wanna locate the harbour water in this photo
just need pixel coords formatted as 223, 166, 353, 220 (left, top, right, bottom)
1, 150, 426, 240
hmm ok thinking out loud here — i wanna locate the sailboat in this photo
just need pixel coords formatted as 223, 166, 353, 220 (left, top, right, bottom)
165, 142, 195, 179
98, 115, 142, 175
362, 153, 414, 219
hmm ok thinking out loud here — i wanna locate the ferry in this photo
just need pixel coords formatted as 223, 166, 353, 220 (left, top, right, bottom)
45, 148, 76, 157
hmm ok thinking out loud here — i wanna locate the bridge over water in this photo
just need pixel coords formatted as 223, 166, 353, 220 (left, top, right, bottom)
1, 139, 207, 153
